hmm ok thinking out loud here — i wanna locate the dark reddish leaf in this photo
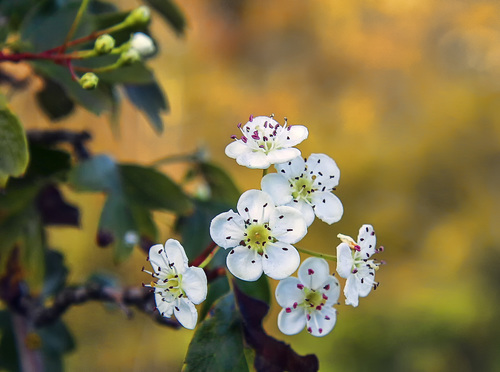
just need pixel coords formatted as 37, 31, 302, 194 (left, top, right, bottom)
234, 283, 319, 372
36, 185, 79, 227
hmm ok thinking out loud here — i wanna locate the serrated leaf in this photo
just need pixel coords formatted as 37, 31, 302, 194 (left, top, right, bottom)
184, 293, 249, 372
199, 162, 240, 205
144, 0, 186, 35
36, 78, 75, 120
119, 164, 192, 213
124, 82, 169, 133
0, 106, 29, 187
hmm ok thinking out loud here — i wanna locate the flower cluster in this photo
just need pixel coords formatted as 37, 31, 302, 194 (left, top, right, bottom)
142, 114, 383, 336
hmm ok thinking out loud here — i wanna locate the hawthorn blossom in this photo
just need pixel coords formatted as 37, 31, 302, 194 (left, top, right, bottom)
261, 153, 343, 226
225, 115, 308, 169
130, 32, 155, 56
336, 224, 383, 307
210, 189, 307, 281
143, 239, 207, 329
275, 257, 340, 337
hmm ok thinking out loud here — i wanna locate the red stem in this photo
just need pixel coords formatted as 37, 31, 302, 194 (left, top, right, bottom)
0, 50, 82, 63
191, 241, 217, 267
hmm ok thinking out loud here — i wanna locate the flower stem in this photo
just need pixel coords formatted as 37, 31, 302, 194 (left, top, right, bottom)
197, 246, 220, 269
296, 246, 337, 261
191, 241, 218, 268
62, 0, 91, 53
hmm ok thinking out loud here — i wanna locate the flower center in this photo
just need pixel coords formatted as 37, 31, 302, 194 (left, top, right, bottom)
152, 272, 185, 300
302, 287, 327, 312
244, 223, 274, 254
291, 176, 315, 202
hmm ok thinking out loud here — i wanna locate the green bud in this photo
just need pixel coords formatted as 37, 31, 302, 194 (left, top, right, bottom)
125, 6, 150, 26
118, 49, 141, 66
94, 34, 115, 55
79, 73, 99, 90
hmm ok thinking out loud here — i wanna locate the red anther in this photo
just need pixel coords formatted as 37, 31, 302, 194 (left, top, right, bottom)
297, 284, 304, 290
286, 308, 292, 313
308, 269, 315, 275
354, 245, 361, 251
249, 115, 253, 122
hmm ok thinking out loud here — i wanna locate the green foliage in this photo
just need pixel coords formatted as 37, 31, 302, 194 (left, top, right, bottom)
143, 0, 187, 35
124, 82, 169, 133
0, 106, 29, 188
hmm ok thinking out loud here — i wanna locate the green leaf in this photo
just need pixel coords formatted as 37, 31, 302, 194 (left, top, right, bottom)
0, 106, 29, 187
36, 78, 75, 120
144, 0, 187, 35
38, 319, 75, 355
184, 293, 249, 372
98, 63, 155, 84
42, 250, 68, 299
0, 310, 20, 372
124, 82, 169, 133
199, 162, 240, 205
69, 154, 120, 192
199, 275, 229, 321
25, 144, 72, 182
234, 275, 271, 305
120, 164, 192, 213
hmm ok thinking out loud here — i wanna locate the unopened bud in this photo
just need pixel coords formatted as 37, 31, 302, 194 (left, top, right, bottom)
125, 6, 150, 26
130, 32, 155, 56
79, 73, 99, 90
94, 34, 115, 55
118, 49, 141, 66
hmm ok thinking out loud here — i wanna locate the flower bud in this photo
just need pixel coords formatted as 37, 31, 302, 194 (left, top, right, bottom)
118, 49, 141, 66
94, 34, 115, 55
79, 73, 99, 90
130, 32, 155, 56
125, 6, 150, 26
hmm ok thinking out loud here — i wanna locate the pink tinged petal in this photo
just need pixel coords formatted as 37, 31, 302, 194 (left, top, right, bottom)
275, 277, 305, 308
285, 199, 315, 227
261, 173, 293, 205
225, 141, 249, 159
262, 242, 300, 280
278, 308, 307, 335
174, 298, 198, 329
163, 239, 189, 274
336, 243, 354, 278
306, 306, 337, 337
155, 292, 174, 317
274, 155, 305, 177
226, 245, 263, 281
307, 153, 340, 189
181, 267, 208, 304
148, 243, 166, 273
357, 224, 376, 258
209, 211, 245, 249
266, 148, 301, 165
298, 257, 331, 290
282, 125, 308, 146
344, 275, 360, 307
321, 276, 341, 306
270, 206, 307, 244
310, 192, 343, 225
236, 151, 270, 169
237, 189, 274, 223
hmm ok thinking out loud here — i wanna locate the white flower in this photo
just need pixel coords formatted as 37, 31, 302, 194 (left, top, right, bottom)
143, 239, 207, 329
130, 32, 155, 56
225, 115, 308, 169
336, 224, 383, 307
275, 257, 340, 337
210, 189, 307, 281
261, 153, 343, 227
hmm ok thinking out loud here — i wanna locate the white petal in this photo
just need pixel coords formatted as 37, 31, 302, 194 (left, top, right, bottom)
356, 264, 376, 298
148, 243, 166, 274
155, 292, 174, 317
281, 125, 308, 146
298, 257, 331, 290
262, 242, 300, 280
275, 155, 305, 177
270, 206, 307, 244
236, 151, 270, 169
357, 224, 376, 258
163, 239, 189, 273
307, 153, 340, 189
174, 298, 198, 329
226, 245, 263, 281
321, 276, 341, 306
181, 266, 208, 304
237, 189, 274, 223
285, 200, 315, 227
275, 277, 305, 308
261, 173, 293, 205
306, 306, 337, 337
310, 192, 343, 224
225, 141, 249, 159
336, 243, 354, 278
344, 275, 360, 307
266, 148, 301, 165
278, 308, 307, 335
209, 211, 245, 249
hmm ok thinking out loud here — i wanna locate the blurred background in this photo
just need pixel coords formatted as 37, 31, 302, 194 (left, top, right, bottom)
10, 0, 500, 370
